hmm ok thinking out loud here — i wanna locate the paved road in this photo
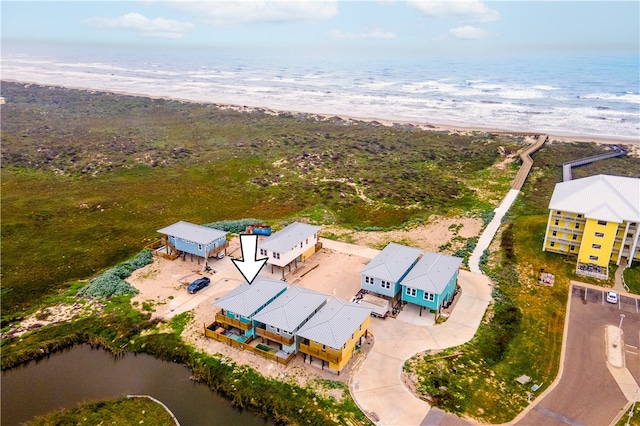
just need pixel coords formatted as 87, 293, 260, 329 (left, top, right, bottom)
350, 270, 493, 426
515, 284, 640, 426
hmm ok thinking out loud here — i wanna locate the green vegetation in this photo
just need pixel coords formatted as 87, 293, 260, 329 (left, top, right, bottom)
77, 250, 152, 298
1, 81, 519, 316
623, 264, 640, 294
406, 140, 640, 423
28, 396, 177, 426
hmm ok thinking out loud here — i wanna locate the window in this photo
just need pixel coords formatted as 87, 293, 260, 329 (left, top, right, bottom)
260, 249, 267, 256
273, 253, 280, 259
359, 324, 362, 330
351, 333, 354, 340
572, 234, 577, 240
597, 220, 607, 226
570, 245, 575, 251
322, 344, 326, 350
306, 238, 308, 245
198, 244, 203, 251
589, 255, 599, 261
406, 287, 417, 297
556, 210, 561, 214
577, 214, 583, 218
301, 242, 303, 248
550, 242, 555, 247
592, 244, 602, 249
575, 223, 580, 229
381, 280, 391, 289
555, 219, 559, 226
595, 232, 604, 238
365, 276, 374, 285
423, 292, 435, 302
552, 231, 557, 237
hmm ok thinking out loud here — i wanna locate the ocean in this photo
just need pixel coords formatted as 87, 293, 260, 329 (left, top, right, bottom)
2, 43, 639, 141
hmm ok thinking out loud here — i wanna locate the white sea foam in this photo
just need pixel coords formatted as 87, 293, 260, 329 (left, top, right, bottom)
2, 47, 638, 140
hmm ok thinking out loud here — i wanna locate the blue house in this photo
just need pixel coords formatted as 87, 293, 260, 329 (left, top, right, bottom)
400, 252, 462, 317
211, 276, 287, 340
157, 221, 229, 265
360, 242, 422, 306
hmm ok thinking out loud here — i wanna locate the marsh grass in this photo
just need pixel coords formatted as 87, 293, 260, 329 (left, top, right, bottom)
28, 396, 177, 426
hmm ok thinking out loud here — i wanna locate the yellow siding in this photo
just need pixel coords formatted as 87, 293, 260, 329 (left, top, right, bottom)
308, 315, 370, 372
300, 245, 316, 262
578, 219, 618, 267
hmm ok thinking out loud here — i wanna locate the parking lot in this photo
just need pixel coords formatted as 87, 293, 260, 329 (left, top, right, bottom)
517, 283, 640, 426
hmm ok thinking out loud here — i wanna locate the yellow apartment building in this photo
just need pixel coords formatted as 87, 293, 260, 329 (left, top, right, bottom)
543, 175, 640, 279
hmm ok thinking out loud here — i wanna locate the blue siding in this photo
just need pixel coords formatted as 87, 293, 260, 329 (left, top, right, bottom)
401, 271, 458, 310
361, 276, 398, 298
169, 235, 226, 257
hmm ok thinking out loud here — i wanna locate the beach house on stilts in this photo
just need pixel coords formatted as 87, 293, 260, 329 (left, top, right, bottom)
258, 222, 322, 279
154, 221, 229, 266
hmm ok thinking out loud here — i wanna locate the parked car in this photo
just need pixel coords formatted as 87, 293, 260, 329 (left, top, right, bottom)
187, 277, 210, 294
606, 290, 618, 304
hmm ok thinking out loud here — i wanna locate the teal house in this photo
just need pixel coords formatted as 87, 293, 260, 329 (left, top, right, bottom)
400, 252, 462, 316
212, 276, 287, 340
360, 243, 422, 306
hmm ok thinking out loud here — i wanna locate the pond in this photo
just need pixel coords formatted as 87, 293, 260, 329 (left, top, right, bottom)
1, 345, 272, 425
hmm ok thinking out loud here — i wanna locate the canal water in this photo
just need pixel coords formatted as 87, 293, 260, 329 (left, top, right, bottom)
1, 345, 271, 425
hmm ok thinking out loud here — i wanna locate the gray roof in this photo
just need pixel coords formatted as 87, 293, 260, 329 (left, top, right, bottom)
212, 276, 287, 318
157, 221, 228, 245
401, 252, 462, 294
549, 175, 640, 223
296, 298, 372, 349
258, 222, 321, 253
252, 286, 328, 333
360, 242, 423, 282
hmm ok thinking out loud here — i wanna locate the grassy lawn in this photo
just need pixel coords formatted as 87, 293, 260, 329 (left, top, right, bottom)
28, 396, 177, 426
624, 264, 640, 294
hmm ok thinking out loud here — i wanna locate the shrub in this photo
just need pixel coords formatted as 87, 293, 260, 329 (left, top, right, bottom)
77, 250, 152, 299
203, 218, 264, 234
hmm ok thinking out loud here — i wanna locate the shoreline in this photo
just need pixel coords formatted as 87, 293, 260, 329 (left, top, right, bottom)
4, 78, 639, 146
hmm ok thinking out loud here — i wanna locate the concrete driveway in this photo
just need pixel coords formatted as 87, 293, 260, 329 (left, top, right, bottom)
350, 270, 493, 426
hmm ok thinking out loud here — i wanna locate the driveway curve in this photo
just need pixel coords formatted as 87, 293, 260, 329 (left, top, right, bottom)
350, 270, 493, 426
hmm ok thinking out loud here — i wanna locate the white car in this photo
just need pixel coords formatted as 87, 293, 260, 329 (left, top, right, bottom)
606, 290, 618, 304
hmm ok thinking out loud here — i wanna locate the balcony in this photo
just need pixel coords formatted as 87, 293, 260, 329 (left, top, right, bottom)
207, 241, 229, 258
256, 326, 295, 345
215, 312, 252, 331
298, 341, 343, 364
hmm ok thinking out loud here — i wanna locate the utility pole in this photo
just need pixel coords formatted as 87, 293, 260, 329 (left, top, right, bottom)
617, 314, 626, 348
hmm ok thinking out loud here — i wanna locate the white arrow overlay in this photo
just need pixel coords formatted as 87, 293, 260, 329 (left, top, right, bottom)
232, 234, 268, 284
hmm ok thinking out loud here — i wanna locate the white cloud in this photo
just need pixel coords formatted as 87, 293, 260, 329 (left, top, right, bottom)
83, 13, 195, 39
449, 25, 488, 39
408, 0, 500, 23
166, 0, 338, 26
329, 29, 397, 40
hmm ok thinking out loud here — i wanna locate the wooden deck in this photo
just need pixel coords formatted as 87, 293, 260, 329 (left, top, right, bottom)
511, 134, 547, 190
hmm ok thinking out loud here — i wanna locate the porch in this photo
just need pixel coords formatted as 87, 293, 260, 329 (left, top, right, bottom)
255, 325, 295, 346
215, 311, 252, 331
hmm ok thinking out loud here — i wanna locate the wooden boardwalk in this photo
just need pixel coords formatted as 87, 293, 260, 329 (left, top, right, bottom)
511, 134, 548, 190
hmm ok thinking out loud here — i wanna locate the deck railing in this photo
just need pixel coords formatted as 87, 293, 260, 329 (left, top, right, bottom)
255, 327, 295, 345
298, 342, 342, 364
215, 313, 252, 331
204, 324, 295, 365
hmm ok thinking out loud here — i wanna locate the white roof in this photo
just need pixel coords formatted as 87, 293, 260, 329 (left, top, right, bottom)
212, 276, 287, 318
360, 243, 422, 282
252, 286, 328, 333
401, 252, 462, 294
548, 175, 640, 223
296, 298, 371, 349
258, 222, 321, 253
157, 221, 227, 245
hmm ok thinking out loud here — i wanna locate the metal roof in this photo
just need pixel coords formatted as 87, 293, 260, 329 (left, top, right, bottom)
157, 221, 228, 245
360, 242, 423, 282
401, 252, 462, 294
212, 276, 287, 318
548, 175, 640, 223
258, 222, 321, 253
296, 298, 372, 350
251, 286, 328, 333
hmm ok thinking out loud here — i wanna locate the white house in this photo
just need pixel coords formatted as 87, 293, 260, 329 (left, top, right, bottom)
258, 222, 321, 277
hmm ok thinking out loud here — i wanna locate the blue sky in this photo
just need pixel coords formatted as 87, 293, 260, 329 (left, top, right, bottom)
2, 1, 639, 56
